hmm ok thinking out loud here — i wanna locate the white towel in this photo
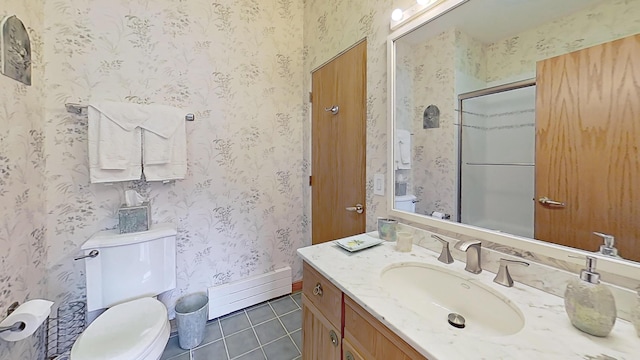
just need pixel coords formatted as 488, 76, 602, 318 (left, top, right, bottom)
88, 102, 187, 182
395, 129, 412, 170
91, 102, 183, 165
88, 106, 142, 183
143, 121, 187, 181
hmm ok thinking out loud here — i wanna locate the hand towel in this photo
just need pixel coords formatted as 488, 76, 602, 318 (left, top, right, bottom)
395, 129, 412, 170
143, 123, 187, 181
143, 120, 187, 181
139, 106, 185, 166
88, 106, 142, 183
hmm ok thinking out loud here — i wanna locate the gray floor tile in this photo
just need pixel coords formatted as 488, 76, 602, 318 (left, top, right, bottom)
279, 309, 301, 333
290, 330, 302, 352
246, 303, 276, 325
166, 353, 190, 360
161, 335, 189, 360
235, 348, 266, 360
270, 296, 298, 316
225, 328, 259, 359
254, 319, 287, 345
221, 312, 251, 335
291, 292, 302, 307
192, 339, 227, 360
201, 320, 223, 345
263, 336, 300, 360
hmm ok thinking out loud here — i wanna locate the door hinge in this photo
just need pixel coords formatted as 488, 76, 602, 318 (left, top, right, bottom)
309, 176, 312, 186
309, 92, 312, 103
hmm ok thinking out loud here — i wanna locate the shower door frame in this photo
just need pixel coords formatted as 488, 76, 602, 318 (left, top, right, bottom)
456, 78, 536, 223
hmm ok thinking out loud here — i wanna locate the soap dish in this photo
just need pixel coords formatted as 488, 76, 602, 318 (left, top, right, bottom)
335, 235, 384, 252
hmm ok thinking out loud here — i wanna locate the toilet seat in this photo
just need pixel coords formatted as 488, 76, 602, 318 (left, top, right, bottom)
70, 297, 170, 360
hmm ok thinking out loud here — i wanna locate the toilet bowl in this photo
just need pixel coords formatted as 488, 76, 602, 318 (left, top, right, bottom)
70, 297, 170, 360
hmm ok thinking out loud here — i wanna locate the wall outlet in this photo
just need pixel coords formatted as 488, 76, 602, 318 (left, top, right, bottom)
373, 174, 385, 196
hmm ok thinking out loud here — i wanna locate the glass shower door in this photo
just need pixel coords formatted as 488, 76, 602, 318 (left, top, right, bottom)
459, 84, 536, 238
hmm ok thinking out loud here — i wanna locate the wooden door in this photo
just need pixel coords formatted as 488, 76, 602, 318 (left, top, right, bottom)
535, 34, 640, 261
311, 40, 367, 244
302, 298, 342, 360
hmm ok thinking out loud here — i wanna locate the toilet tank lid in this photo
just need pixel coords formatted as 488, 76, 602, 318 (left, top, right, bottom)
395, 194, 417, 202
81, 223, 177, 249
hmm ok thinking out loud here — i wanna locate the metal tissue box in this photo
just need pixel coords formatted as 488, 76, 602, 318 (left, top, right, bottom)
118, 202, 151, 234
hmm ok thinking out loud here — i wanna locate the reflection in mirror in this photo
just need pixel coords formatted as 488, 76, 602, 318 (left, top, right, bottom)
392, 0, 640, 261
459, 81, 535, 238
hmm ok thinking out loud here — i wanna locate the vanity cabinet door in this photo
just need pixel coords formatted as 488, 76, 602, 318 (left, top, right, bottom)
343, 339, 365, 360
344, 295, 428, 360
302, 294, 341, 360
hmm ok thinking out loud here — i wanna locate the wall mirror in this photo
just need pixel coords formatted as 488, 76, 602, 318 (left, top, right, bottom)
387, 0, 640, 275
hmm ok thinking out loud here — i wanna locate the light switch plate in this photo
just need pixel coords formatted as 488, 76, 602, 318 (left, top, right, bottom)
373, 173, 385, 196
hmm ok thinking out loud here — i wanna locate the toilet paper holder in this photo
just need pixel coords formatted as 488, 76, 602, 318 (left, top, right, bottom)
0, 302, 24, 334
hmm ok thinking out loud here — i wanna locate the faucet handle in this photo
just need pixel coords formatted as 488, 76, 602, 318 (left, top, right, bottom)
493, 258, 530, 287
431, 235, 453, 264
454, 239, 481, 252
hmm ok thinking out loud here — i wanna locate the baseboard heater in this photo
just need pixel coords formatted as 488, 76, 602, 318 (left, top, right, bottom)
207, 266, 292, 319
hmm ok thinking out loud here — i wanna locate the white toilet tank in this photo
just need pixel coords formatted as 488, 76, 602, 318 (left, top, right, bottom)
395, 195, 417, 213
80, 223, 177, 312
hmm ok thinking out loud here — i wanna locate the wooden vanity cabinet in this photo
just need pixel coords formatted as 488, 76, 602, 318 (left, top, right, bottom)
302, 261, 428, 360
302, 262, 343, 360
302, 297, 342, 360
343, 295, 428, 360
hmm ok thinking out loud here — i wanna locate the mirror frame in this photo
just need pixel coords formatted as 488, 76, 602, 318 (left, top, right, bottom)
386, 0, 640, 279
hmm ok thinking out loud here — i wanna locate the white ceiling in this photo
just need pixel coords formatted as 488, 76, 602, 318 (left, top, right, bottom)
399, 0, 606, 45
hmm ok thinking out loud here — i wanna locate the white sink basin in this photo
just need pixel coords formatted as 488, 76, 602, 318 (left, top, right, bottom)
380, 262, 525, 337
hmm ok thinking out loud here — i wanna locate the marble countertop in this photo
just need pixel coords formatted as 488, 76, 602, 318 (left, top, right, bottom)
297, 233, 640, 360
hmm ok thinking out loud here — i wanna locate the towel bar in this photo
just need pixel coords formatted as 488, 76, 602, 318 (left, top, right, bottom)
65, 103, 195, 121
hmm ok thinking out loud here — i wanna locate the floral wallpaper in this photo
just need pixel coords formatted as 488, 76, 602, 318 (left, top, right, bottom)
0, 1, 47, 359
486, 0, 640, 84
42, 0, 305, 319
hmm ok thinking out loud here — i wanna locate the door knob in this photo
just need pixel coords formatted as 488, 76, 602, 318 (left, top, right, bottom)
324, 105, 339, 115
345, 204, 364, 214
538, 197, 566, 207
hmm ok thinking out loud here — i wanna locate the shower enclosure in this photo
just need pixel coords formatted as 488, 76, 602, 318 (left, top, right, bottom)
458, 80, 536, 238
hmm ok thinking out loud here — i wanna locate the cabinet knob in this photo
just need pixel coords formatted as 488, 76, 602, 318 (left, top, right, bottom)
345, 351, 355, 360
329, 330, 339, 347
313, 283, 323, 297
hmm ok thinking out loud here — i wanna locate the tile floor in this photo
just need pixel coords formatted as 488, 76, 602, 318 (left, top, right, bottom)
161, 292, 303, 360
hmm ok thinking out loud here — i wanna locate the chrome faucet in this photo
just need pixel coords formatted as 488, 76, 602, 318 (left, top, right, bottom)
431, 234, 453, 264
493, 258, 529, 287
454, 239, 482, 274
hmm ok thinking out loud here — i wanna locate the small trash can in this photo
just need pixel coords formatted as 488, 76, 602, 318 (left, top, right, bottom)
175, 292, 209, 350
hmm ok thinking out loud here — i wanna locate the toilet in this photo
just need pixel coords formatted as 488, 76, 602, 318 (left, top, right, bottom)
71, 223, 177, 360
395, 194, 417, 212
